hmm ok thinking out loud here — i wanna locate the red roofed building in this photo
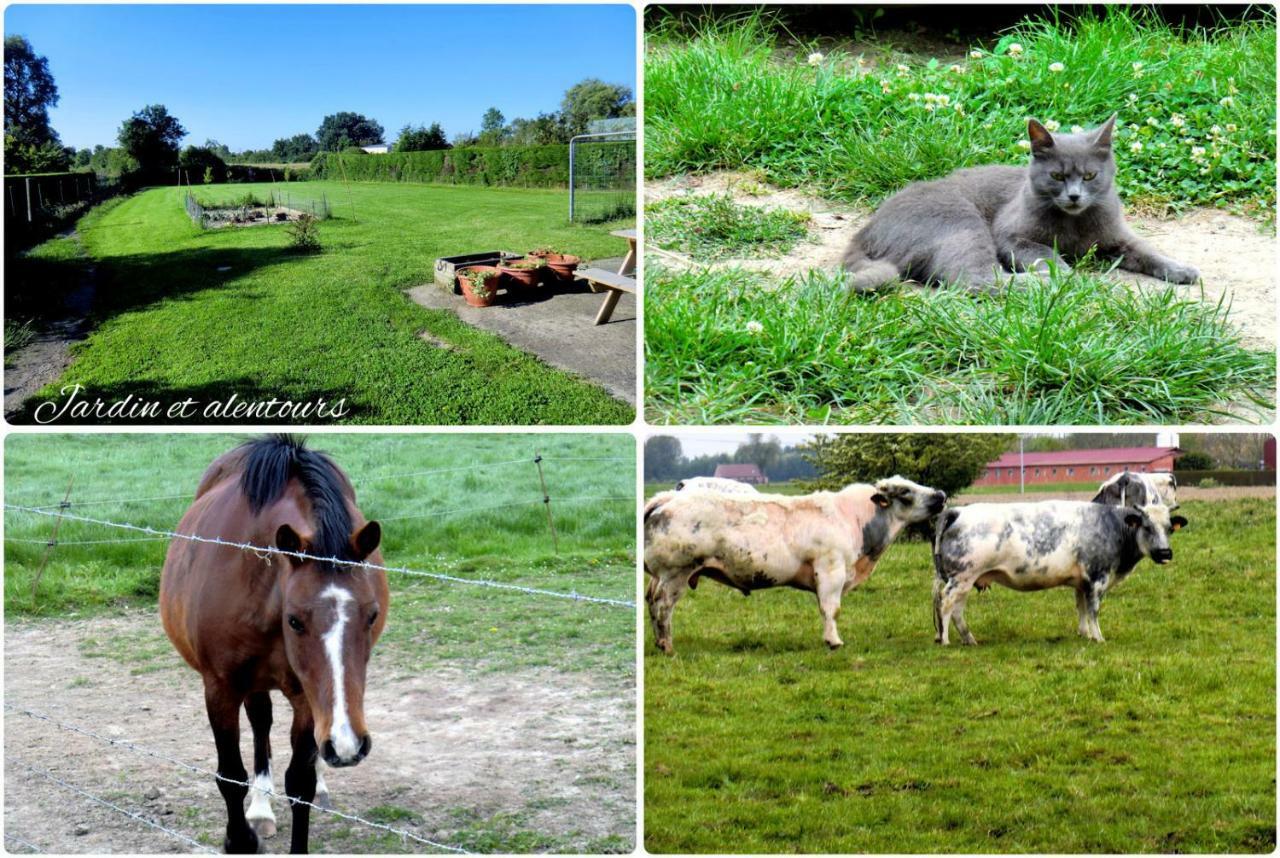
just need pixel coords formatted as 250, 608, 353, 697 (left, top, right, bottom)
713, 463, 769, 485
974, 447, 1182, 487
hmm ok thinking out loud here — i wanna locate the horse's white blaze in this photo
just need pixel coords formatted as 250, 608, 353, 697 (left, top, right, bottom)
245, 763, 275, 823
319, 583, 360, 760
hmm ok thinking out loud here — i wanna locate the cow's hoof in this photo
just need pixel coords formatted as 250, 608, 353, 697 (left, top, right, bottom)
656, 639, 673, 655
249, 817, 277, 839
825, 640, 844, 650
961, 636, 978, 646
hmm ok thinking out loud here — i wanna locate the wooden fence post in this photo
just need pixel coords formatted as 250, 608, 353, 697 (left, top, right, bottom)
24, 177, 32, 222
534, 454, 559, 554
31, 478, 75, 601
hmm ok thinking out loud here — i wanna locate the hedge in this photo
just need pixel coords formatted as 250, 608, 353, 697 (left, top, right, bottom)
310, 142, 634, 189
225, 164, 312, 183
1174, 469, 1276, 487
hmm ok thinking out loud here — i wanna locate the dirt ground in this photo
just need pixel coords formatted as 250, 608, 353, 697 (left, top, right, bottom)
3, 611, 635, 854
954, 485, 1275, 504
645, 172, 1277, 351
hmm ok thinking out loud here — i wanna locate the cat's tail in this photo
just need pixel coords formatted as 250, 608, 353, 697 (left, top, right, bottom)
841, 234, 900, 293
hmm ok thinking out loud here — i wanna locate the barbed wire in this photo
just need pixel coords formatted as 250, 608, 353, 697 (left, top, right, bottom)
4, 536, 171, 546
8, 755, 217, 854
4, 832, 44, 853
2, 504, 635, 608
7, 706, 468, 854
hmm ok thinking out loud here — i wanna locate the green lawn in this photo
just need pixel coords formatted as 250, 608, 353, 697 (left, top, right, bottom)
644, 497, 1275, 853
7, 181, 634, 424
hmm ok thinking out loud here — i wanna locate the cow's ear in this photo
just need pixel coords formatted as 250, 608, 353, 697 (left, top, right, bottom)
1170, 515, 1188, 531
871, 492, 891, 509
276, 524, 303, 555
1123, 513, 1143, 529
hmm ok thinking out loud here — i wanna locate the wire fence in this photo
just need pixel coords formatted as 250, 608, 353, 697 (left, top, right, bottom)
568, 134, 636, 224
6, 705, 469, 854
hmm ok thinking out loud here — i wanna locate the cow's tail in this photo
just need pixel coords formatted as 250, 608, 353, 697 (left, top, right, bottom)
932, 509, 961, 579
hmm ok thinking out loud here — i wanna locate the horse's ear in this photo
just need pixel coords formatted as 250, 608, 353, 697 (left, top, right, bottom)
276, 524, 303, 555
351, 520, 381, 561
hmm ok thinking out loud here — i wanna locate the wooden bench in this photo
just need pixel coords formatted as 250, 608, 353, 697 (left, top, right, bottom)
578, 267, 637, 325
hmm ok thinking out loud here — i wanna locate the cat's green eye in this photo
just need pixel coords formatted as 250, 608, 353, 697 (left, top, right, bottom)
1050, 171, 1066, 181
1083, 171, 1097, 181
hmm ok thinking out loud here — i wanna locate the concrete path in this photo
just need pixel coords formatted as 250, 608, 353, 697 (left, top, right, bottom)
405, 259, 636, 405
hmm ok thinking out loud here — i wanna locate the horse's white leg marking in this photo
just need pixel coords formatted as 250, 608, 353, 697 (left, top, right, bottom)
320, 583, 360, 760
245, 761, 276, 836
314, 759, 332, 809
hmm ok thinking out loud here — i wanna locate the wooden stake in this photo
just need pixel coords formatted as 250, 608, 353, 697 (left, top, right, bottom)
534, 454, 559, 554
31, 477, 75, 601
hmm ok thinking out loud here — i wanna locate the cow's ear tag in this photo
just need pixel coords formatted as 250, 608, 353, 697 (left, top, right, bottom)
1171, 516, 1188, 531
871, 493, 890, 509
1123, 513, 1143, 528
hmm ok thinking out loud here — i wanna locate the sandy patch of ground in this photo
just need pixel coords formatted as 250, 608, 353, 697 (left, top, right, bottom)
3, 611, 634, 854
644, 171, 1277, 351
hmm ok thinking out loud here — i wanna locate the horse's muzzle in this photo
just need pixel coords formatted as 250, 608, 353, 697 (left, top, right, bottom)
322, 734, 372, 768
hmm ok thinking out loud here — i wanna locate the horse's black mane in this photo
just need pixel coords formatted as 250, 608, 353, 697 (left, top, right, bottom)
238, 434, 354, 570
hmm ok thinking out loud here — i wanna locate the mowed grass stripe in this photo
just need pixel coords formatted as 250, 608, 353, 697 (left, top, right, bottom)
11, 182, 634, 424
644, 497, 1275, 853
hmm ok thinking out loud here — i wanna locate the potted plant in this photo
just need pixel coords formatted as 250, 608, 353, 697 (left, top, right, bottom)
499, 257, 547, 289
459, 265, 501, 307
542, 252, 581, 282
526, 247, 555, 259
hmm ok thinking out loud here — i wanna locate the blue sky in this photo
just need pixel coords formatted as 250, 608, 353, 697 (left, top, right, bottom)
4, 4, 636, 151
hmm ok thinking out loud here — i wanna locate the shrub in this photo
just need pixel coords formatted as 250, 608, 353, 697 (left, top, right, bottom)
1198, 477, 1222, 488
286, 213, 321, 253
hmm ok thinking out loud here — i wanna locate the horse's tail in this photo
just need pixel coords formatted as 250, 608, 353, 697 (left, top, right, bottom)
841, 231, 900, 293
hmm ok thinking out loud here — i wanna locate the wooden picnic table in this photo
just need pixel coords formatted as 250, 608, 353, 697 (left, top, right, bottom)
580, 228, 638, 325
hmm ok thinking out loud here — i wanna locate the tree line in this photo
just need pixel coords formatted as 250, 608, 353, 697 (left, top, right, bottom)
5, 33, 632, 177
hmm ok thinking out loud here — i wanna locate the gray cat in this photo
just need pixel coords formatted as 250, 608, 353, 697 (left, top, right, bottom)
842, 116, 1200, 292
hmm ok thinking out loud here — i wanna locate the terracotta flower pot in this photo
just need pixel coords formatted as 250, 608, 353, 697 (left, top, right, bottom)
543, 253, 581, 282
499, 259, 546, 289
526, 248, 554, 259
459, 265, 501, 307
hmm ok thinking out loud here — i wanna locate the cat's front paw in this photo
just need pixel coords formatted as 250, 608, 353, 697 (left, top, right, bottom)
1154, 262, 1200, 284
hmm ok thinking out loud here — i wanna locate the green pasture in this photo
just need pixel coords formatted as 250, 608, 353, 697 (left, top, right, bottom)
644, 497, 1275, 853
7, 181, 634, 424
3, 433, 636, 673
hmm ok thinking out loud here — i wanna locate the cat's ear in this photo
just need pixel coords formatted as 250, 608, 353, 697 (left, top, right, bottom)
1027, 119, 1055, 154
1091, 113, 1118, 150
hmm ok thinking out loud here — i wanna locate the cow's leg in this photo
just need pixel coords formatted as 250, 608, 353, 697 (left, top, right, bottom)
813, 558, 846, 649
204, 679, 258, 854
1083, 580, 1106, 642
932, 576, 945, 643
244, 690, 278, 838
1075, 588, 1092, 638
937, 577, 973, 646
283, 691, 319, 854
649, 572, 689, 654
950, 590, 978, 646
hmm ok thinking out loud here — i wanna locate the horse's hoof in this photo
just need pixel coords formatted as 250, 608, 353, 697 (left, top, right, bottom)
250, 818, 277, 839
224, 828, 260, 854
313, 790, 333, 810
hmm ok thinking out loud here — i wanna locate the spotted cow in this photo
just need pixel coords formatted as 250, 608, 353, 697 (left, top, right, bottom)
1092, 470, 1178, 509
932, 500, 1187, 645
673, 476, 761, 494
644, 476, 945, 652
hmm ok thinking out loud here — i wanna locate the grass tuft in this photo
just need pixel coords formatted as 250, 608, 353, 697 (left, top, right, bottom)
645, 7, 1276, 214
646, 194, 811, 259
644, 263, 1275, 425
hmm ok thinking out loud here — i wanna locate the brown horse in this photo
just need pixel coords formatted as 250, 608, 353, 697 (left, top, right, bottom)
161, 435, 389, 854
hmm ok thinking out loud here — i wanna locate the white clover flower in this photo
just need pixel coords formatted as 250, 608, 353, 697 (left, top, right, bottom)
1007, 43, 1024, 56
924, 103, 936, 112
1070, 125, 1085, 133
746, 320, 764, 335
907, 91, 921, 101
1127, 93, 1139, 104
1210, 124, 1222, 136
1132, 61, 1144, 74
1226, 123, 1238, 133
807, 52, 825, 66
1169, 113, 1185, 128
923, 92, 938, 103
970, 50, 983, 59
1017, 139, 1032, 150
949, 64, 964, 74
1219, 95, 1234, 107
1043, 119, 1061, 131
937, 94, 951, 106
1146, 116, 1160, 127
1129, 141, 1143, 153
1191, 145, 1207, 158
1049, 62, 1065, 73
953, 102, 965, 114
896, 63, 910, 74
1127, 123, 1140, 132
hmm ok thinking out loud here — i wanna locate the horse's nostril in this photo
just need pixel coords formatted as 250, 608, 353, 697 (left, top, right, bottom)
358, 734, 372, 760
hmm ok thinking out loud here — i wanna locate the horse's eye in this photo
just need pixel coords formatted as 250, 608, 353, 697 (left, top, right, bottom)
288, 615, 305, 633
1050, 171, 1065, 181
367, 610, 379, 628
1083, 171, 1097, 180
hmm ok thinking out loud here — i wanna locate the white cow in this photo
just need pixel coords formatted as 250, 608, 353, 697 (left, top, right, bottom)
673, 476, 760, 495
932, 500, 1187, 645
645, 476, 945, 652
1092, 470, 1178, 509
